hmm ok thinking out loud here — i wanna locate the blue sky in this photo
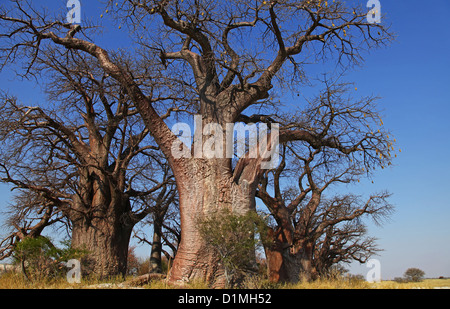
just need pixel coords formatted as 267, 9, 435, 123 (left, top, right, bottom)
343, 0, 450, 279
1, 0, 450, 280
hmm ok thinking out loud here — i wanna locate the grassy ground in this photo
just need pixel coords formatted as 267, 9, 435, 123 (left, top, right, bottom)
284, 278, 450, 289
0, 272, 74, 289
0, 271, 207, 289
1, 271, 449, 289
370, 278, 450, 289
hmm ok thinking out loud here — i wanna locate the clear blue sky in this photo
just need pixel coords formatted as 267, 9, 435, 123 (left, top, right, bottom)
343, 0, 450, 279
1, 0, 450, 280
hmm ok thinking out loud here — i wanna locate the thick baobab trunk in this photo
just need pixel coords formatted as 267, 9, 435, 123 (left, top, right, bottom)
265, 247, 303, 283
264, 228, 289, 283
71, 216, 133, 278
166, 112, 277, 287
297, 241, 316, 282
265, 245, 316, 283
168, 158, 257, 287
264, 227, 316, 283
168, 160, 229, 287
264, 189, 322, 283
69, 167, 134, 278
264, 227, 301, 283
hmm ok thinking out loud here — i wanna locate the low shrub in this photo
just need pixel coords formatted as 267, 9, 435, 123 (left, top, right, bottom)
12, 236, 87, 281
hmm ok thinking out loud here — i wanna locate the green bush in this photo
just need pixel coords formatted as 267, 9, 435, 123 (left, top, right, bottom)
198, 208, 268, 287
13, 236, 87, 281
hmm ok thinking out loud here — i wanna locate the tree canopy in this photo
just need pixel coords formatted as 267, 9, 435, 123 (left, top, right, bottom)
0, 0, 395, 286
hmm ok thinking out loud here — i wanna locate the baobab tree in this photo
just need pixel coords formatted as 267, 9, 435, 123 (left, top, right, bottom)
0, 0, 393, 286
313, 213, 381, 277
0, 50, 173, 277
133, 164, 179, 274
256, 81, 395, 282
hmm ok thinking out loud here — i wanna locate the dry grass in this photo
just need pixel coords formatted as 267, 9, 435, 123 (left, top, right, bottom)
0, 271, 130, 289
0, 271, 73, 289
283, 278, 450, 289
0, 271, 209, 289
1, 271, 449, 289
286, 278, 372, 289
370, 278, 450, 289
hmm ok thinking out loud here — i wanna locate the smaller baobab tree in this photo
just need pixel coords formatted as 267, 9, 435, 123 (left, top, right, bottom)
312, 195, 387, 277
132, 160, 179, 275
0, 49, 175, 277
256, 80, 395, 283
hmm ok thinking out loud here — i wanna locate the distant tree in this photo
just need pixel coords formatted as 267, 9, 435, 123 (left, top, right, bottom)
126, 246, 141, 276
404, 268, 425, 282
393, 276, 406, 283
133, 170, 179, 274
